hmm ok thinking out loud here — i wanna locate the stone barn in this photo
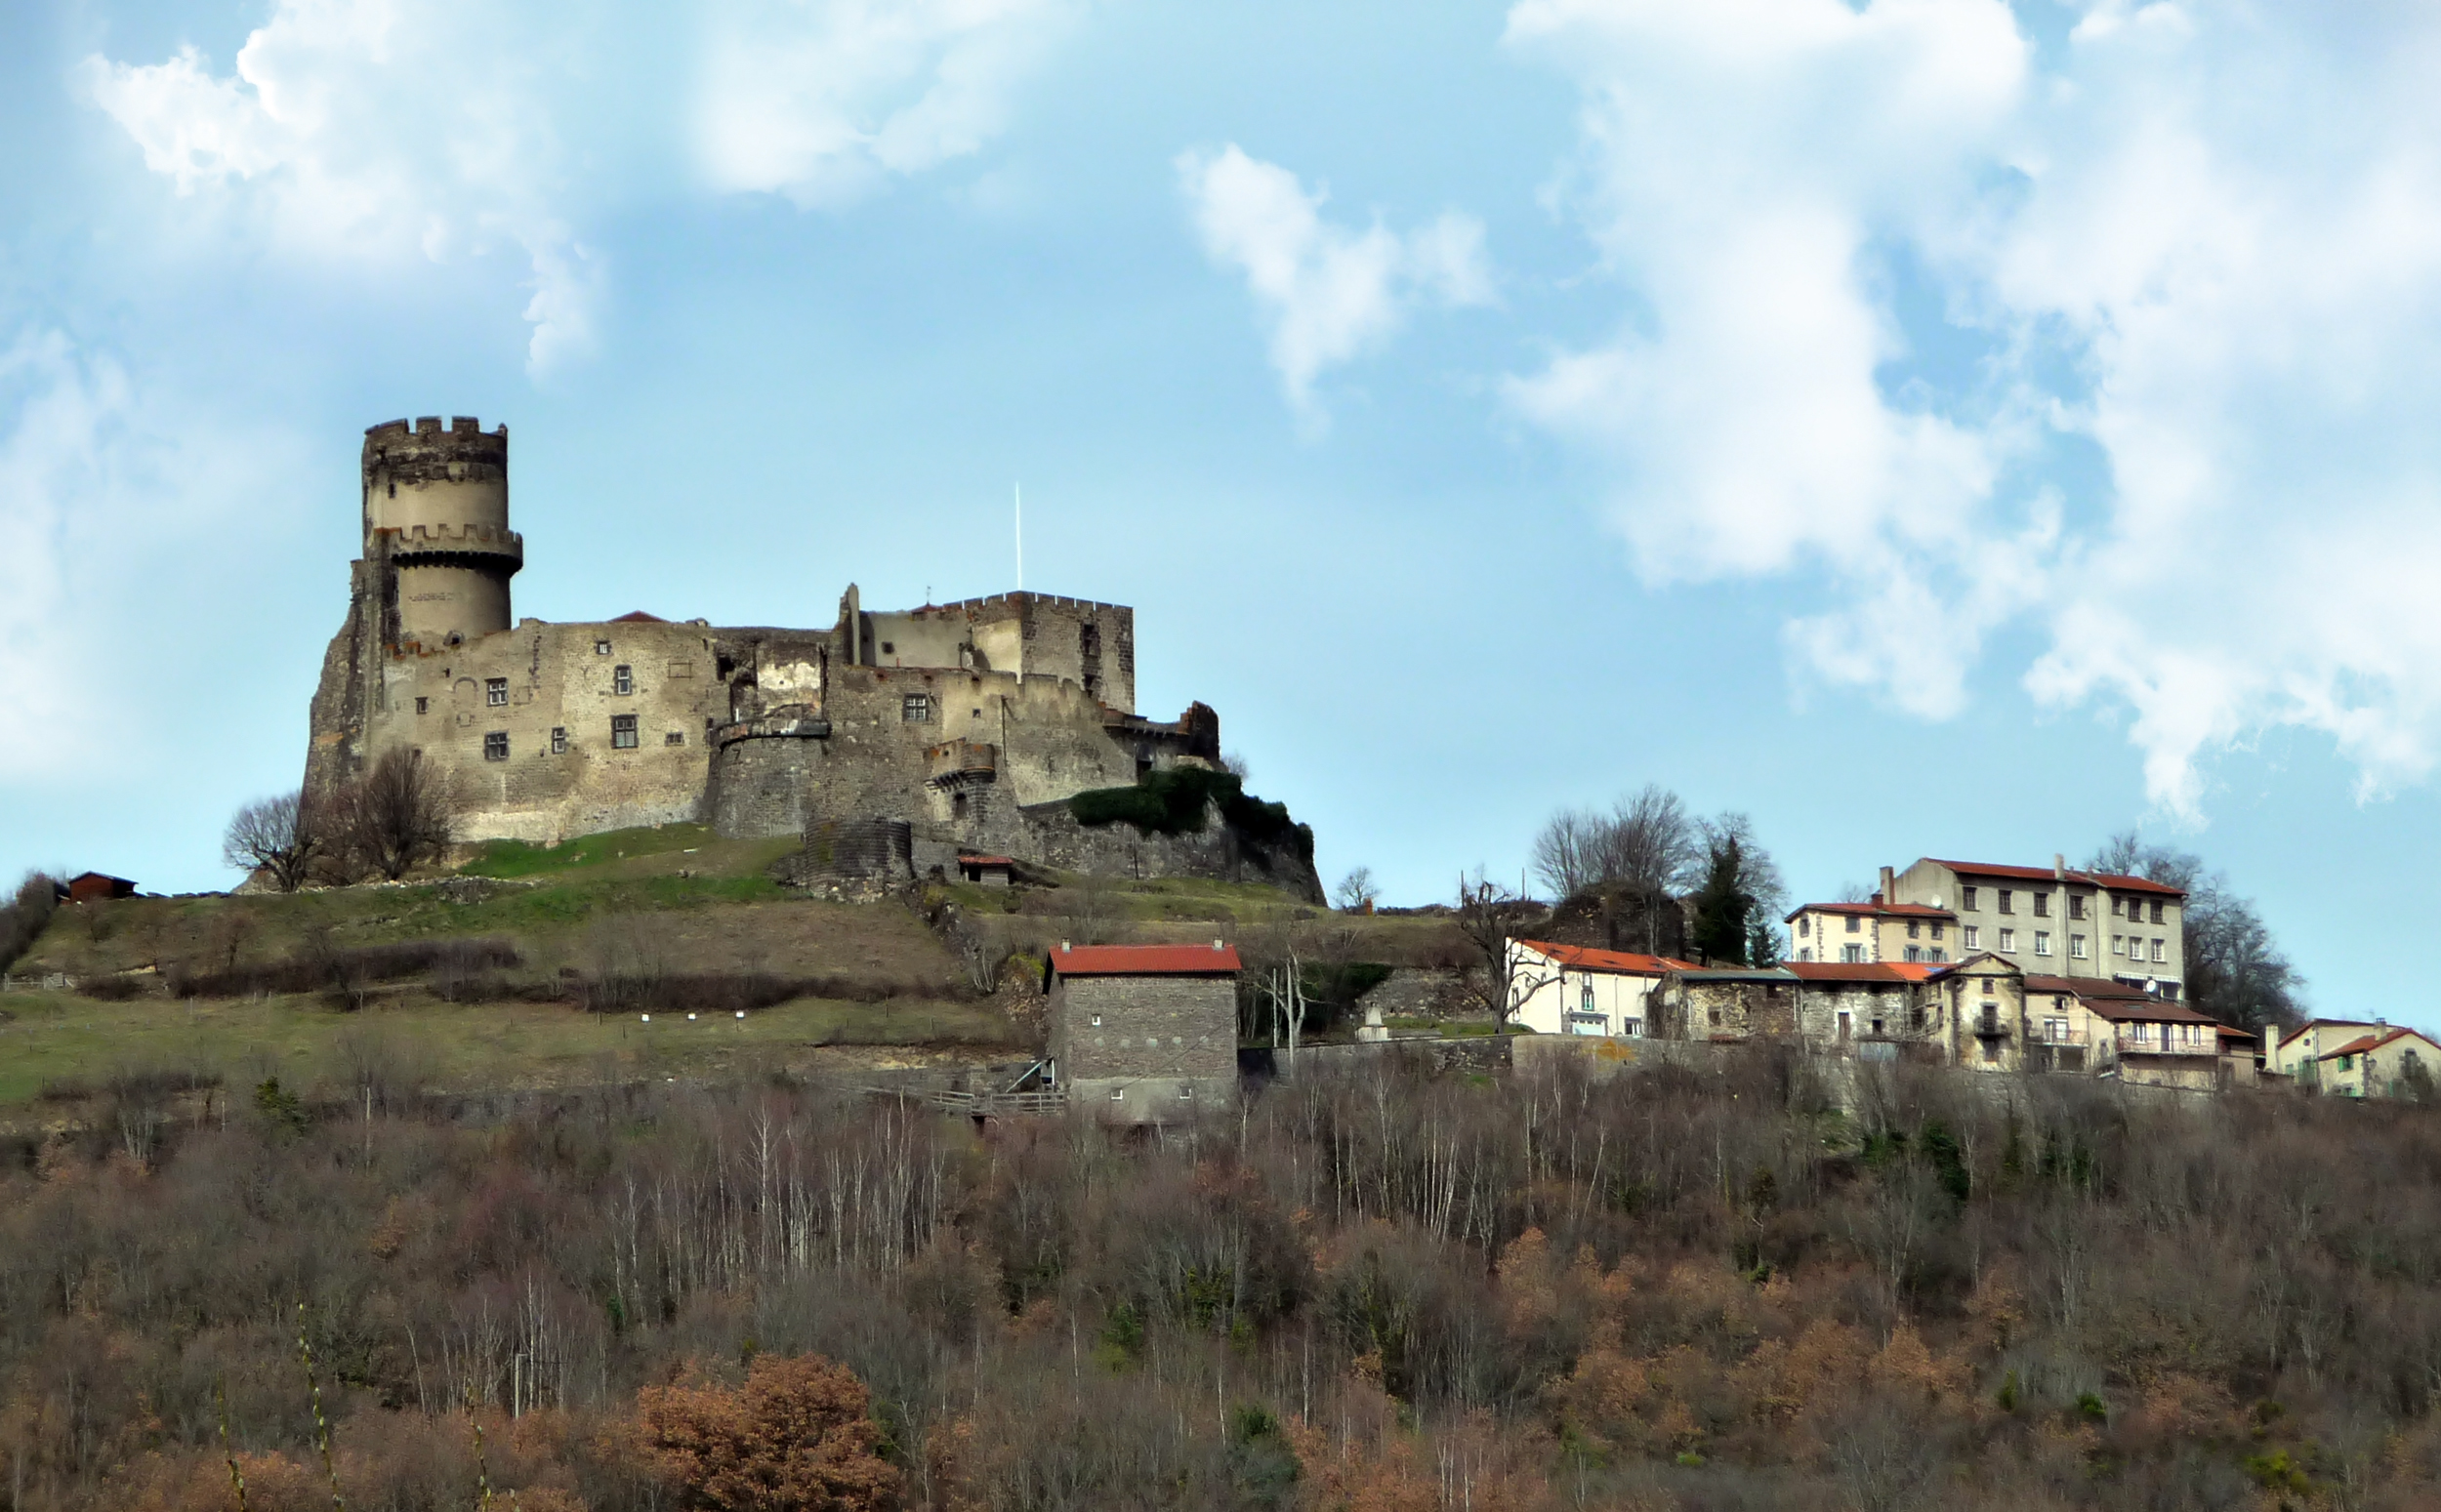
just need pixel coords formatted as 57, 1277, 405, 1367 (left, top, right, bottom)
1046, 942, 1241, 1124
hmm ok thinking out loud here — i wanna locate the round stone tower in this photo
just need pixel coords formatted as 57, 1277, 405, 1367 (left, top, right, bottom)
361, 416, 522, 648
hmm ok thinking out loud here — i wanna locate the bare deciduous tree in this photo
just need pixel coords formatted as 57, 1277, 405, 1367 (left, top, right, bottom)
2087, 831, 2303, 1031
1530, 785, 1701, 901
338, 750, 455, 881
222, 790, 325, 892
1333, 866, 1379, 913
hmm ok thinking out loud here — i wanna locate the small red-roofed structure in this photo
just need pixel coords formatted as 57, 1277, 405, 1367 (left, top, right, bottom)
1048, 940, 1241, 1123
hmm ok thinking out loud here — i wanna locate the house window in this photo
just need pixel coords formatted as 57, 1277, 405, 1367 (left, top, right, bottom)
1798, 948, 1812, 961
1090, 1014, 1101, 1028
2045, 1017, 2068, 1042
902, 694, 931, 722
1963, 886, 1978, 910
595, 639, 611, 655
1963, 926, 1980, 950
2070, 934, 2088, 960
611, 715, 639, 749
2150, 901, 2166, 923
665, 730, 684, 746
1842, 944, 1865, 963
1846, 916, 1860, 933
1998, 889, 2014, 915
1998, 928, 2017, 952
2070, 895, 2088, 919
2033, 893, 2049, 918
1927, 949, 1946, 961
613, 665, 634, 695
482, 731, 509, 761
2111, 934, 2126, 956
2338, 1054, 2353, 1071
881, 641, 894, 656
1179, 1083, 1194, 1099
2150, 938, 2167, 963
1111, 1087, 1126, 1102
2111, 896, 2126, 918
1929, 923, 1943, 940
1903, 946, 1922, 962
486, 677, 508, 707
1798, 917, 1810, 938
415, 696, 429, 715
2034, 931, 2051, 956
1906, 920, 1921, 939
551, 726, 567, 755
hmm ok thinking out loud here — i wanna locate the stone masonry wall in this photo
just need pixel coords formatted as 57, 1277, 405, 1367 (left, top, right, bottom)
1052, 973, 1238, 1123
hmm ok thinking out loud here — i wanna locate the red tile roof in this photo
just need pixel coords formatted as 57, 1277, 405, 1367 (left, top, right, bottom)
1926, 859, 2185, 897
610, 610, 667, 624
1513, 940, 1695, 976
2277, 1018, 2388, 1050
2316, 1026, 2441, 1061
1785, 901, 1957, 921
1787, 961, 1942, 983
1051, 943, 1242, 977
2024, 974, 2152, 1000
959, 855, 1016, 867
2080, 998, 2221, 1026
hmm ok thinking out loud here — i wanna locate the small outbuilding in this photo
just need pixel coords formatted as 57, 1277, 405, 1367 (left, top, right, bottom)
1047, 941, 1241, 1123
66, 873, 137, 905
957, 854, 1016, 888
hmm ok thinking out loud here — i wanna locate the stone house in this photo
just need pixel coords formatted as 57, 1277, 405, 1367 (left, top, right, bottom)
2311, 1027, 2441, 1099
1046, 942, 1241, 1124
1786, 961, 1947, 1060
1507, 939, 1692, 1039
1652, 967, 1801, 1042
1787, 899, 1957, 965
1882, 858, 2187, 1000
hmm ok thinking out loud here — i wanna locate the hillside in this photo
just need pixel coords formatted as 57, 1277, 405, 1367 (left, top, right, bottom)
0, 827, 1468, 1114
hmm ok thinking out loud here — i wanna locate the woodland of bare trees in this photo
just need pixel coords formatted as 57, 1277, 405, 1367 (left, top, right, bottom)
1528, 790, 1787, 966
5, 1053, 2439, 1511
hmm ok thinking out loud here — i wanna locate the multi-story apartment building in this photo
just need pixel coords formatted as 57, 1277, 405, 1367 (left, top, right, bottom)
1883, 858, 2186, 999
1786, 899, 1959, 964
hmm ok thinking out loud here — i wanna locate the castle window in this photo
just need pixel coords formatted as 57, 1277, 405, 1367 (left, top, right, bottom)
664, 730, 684, 746
613, 665, 633, 695
551, 726, 567, 755
902, 694, 931, 722
415, 697, 429, 715
486, 677, 508, 707
1081, 625, 1099, 655
611, 715, 639, 749
595, 639, 611, 655
483, 731, 509, 761
881, 641, 894, 655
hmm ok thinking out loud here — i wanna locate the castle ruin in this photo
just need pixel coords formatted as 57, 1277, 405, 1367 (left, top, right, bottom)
305, 418, 1317, 895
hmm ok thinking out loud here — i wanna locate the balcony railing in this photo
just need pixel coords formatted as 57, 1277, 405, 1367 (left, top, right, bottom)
2116, 1033, 2213, 1055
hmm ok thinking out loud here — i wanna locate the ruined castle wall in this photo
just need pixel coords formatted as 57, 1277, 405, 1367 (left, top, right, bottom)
856, 593, 1137, 712
361, 620, 725, 844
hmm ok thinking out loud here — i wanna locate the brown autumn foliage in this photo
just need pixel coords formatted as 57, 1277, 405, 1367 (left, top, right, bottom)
2, 1047, 2440, 1509
632, 1353, 899, 1511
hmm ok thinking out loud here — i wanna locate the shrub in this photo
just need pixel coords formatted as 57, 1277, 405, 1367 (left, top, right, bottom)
1068, 767, 1315, 864
0, 870, 60, 972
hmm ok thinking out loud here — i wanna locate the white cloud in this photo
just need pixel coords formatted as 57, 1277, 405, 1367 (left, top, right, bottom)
1179, 144, 1495, 420
1504, 0, 2441, 812
698, 0, 1077, 207
77, 0, 1074, 375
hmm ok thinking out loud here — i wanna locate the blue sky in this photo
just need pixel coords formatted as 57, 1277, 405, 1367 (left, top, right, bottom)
5, 0, 2440, 1033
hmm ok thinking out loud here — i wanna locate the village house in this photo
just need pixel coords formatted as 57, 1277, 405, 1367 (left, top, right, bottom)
1883, 858, 2187, 999
2264, 1019, 2393, 1087
1787, 899, 1957, 964
1506, 939, 1692, 1038
1650, 966, 1801, 1042
2309, 1027, 2440, 1100
1786, 961, 1946, 1060
1045, 941, 1240, 1124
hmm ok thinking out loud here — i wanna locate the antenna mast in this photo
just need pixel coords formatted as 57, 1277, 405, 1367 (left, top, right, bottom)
1014, 483, 1023, 592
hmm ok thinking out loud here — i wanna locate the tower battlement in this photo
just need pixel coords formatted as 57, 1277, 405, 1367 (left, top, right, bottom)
361, 415, 517, 647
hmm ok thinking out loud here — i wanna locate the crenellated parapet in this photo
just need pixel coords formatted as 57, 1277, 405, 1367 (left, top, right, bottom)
379, 521, 524, 569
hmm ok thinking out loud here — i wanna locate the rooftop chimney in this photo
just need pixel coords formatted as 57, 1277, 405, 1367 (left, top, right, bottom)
2054, 853, 2066, 879
1879, 865, 1895, 903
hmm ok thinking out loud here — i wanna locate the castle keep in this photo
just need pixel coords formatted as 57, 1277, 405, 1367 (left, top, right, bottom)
305, 418, 1309, 891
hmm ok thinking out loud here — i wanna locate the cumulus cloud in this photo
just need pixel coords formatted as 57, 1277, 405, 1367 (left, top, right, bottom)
1504, 0, 2441, 812
77, 0, 1073, 374
698, 0, 1078, 207
1179, 144, 1495, 419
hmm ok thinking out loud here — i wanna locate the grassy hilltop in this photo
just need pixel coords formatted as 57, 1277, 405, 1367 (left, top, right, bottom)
0, 825, 1464, 1114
